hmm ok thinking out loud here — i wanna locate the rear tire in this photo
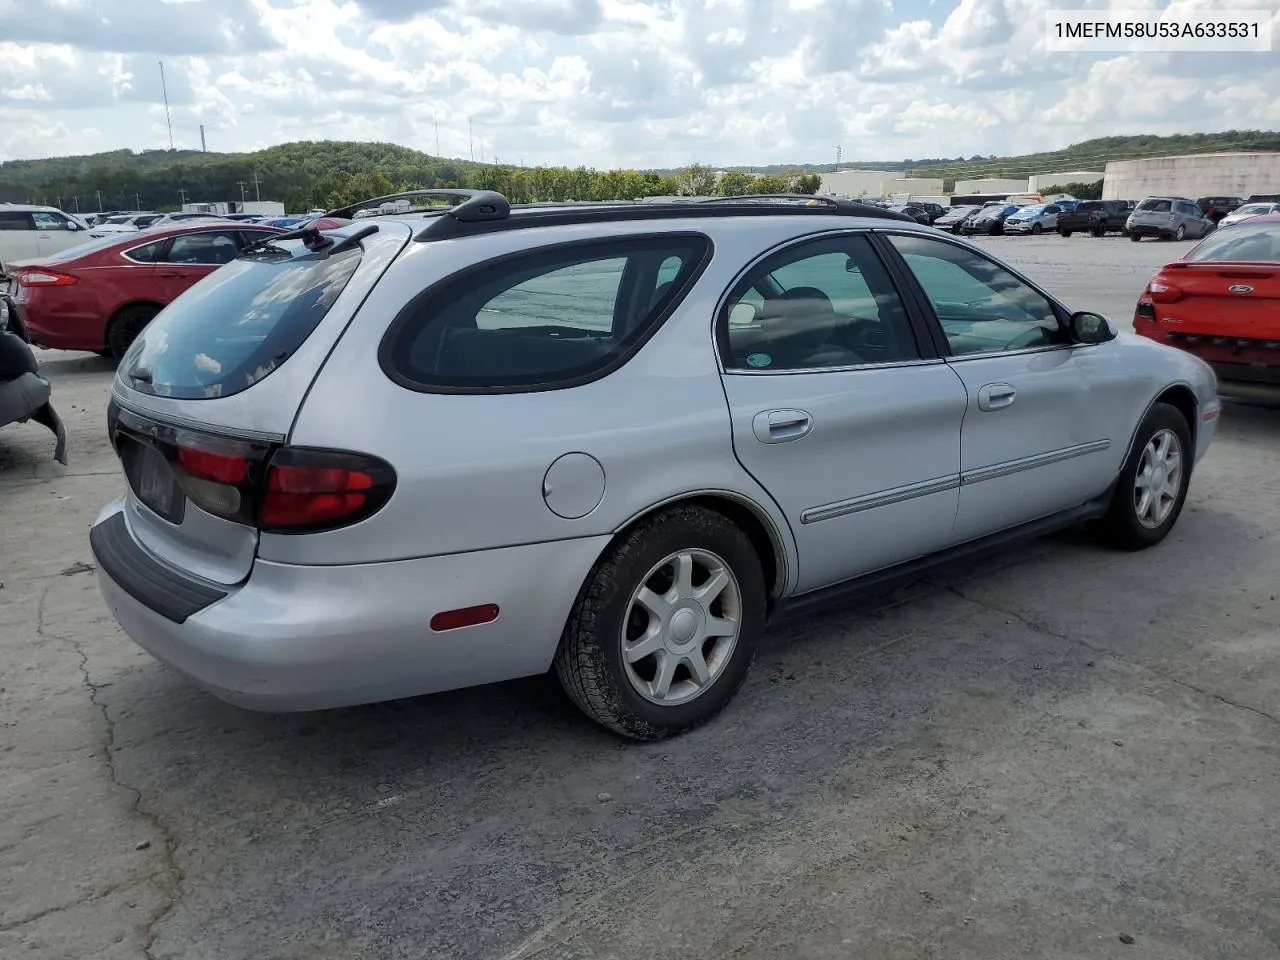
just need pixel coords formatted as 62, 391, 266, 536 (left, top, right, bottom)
1129, 232, 1142, 242
1096, 402, 1192, 550
1059, 229, 1072, 237
1174, 224, 1187, 241
554, 505, 766, 740
1092, 223, 1106, 238
106, 304, 160, 361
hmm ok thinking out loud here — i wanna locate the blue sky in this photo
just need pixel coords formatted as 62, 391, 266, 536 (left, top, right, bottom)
0, 0, 1276, 168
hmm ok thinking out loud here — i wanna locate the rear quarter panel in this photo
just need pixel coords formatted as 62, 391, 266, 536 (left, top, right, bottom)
274, 218, 809, 593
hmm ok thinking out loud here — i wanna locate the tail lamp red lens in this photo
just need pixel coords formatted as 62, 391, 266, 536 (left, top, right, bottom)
258, 448, 396, 533
176, 447, 248, 484
1147, 279, 1183, 303
16, 269, 78, 287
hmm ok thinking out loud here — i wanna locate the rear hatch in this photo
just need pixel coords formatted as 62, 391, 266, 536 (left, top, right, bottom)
1130, 198, 1174, 228
107, 221, 411, 584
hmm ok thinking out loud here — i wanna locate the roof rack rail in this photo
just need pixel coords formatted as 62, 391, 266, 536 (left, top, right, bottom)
413, 191, 913, 241
325, 189, 510, 223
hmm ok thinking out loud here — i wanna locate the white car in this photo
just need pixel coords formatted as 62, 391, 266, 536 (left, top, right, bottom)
1217, 201, 1280, 228
89, 212, 164, 236
0, 204, 92, 275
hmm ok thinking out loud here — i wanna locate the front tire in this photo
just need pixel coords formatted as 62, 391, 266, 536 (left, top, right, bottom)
1174, 224, 1187, 241
1031, 223, 1043, 235
1130, 232, 1142, 242
554, 505, 767, 740
1059, 229, 1072, 237
1093, 223, 1106, 238
1097, 402, 1192, 550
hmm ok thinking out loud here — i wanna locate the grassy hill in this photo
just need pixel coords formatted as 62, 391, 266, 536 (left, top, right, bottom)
2, 130, 1277, 210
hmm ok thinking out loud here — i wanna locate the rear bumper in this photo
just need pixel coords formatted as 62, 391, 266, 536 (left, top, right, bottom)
1127, 224, 1170, 238
90, 499, 610, 711
1134, 324, 1280, 383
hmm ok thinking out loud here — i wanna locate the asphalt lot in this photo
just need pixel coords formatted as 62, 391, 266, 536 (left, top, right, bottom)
2, 233, 1279, 960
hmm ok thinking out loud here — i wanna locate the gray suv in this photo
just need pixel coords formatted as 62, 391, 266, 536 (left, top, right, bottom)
88, 190, 1218, 739
1126, 196, 1214, 241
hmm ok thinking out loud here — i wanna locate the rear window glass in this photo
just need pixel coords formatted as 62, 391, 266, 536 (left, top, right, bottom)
43, 235, 131, 260
1076, 202, 1101, 211
380, 234, 710, 394
1185, 222, 1280, 263
1138, 199, 1172, 212
122, 243, 361, 399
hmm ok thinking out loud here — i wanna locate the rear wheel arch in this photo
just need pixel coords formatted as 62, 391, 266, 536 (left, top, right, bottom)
105, 301, 164, 358
609, 492, 789, 604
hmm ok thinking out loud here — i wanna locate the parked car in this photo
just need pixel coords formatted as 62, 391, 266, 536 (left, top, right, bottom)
1127, 197, 1215, 242
1002, 203, 1064, 235
89, 212, 164, 236
1197, 196, 1244, 224
5, 221, 284, 359
0, 204, 93, 276
888, 204, 931, 224
0, 324, 67, 463
960, 203, 1019, 235
934, 205, 982, 233
87, 190, 1219, 740
911, 202, 947, 224
145, 213, 232, 229
1133, 214, 1280, 385
1055, 200, 1132, 237
1216, 201, 1280, 227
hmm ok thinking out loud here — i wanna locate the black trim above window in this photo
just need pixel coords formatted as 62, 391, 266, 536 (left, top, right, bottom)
378, 233, 714, 395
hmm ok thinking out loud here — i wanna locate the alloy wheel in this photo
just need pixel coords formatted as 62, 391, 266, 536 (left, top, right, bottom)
1134, 428, 1183, 529
620, 548, 742, 706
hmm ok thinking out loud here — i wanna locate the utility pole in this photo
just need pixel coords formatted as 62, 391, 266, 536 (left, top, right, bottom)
199, 124, 206, 152
236, 181, 247, 204
468, 118, 473, 161
134, 193, 141, 210
434, 120, 439, 157
250, 170, 262, 201
836, 145, 842, 165
159, 61, 175, 150
72, 196, 79, 212
178, 186, 187, 205
96, 190, 103, 212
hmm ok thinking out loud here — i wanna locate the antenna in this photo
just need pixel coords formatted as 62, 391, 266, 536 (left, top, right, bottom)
159, 61, 174, 150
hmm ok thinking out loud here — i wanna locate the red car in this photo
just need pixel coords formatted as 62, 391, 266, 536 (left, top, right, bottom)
6, 222, 284, 359
1134, 214, 1280, 385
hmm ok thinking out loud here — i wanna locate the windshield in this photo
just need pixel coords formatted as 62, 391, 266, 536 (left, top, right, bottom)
105, 215, 132, 224
1018, 205, 1045, 216
1185, 221, 1280, 262
123, 241, 362, 399
1235, 204, 1272, 215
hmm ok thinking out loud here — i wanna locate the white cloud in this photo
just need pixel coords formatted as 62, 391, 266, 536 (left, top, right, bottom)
0, 0, 1274, 167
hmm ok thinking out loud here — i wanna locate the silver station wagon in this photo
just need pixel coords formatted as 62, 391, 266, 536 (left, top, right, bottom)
91, 191, 1220, 740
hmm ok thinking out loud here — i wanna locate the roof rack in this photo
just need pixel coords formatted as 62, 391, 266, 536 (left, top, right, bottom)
325, 189, 510, 223
409, 190, 913, 241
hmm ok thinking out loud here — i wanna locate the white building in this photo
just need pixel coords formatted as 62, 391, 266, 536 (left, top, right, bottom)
954, 178, 1028, 195
818, 169, 897, 199
1028, 171, 1105, 192
1103, 153, 1280, 201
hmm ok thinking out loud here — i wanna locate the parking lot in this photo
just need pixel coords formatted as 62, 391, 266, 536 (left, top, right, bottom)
2, 233, 1279, 960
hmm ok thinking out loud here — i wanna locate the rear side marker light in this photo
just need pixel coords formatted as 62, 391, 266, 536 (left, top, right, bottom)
430, 604, 500, 632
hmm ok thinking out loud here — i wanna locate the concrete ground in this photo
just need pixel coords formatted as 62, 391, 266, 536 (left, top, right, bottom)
2, 234, 1278, 960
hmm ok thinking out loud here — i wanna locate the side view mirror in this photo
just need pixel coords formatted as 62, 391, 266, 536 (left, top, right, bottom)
1069, 311, 1117, 344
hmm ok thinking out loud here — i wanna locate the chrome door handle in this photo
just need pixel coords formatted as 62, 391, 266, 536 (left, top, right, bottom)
752, 409, 813, 443
977, 383, 1016, 411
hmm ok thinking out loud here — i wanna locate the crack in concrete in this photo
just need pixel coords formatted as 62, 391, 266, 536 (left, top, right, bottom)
35, 581, 186, 959
936, 581, 1280, 730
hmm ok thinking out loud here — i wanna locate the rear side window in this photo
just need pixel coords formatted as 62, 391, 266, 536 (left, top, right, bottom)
380, 234, 710, 394
0, 212, 34, 231
1138, 199, 1172, 212
122, 243, 362, 399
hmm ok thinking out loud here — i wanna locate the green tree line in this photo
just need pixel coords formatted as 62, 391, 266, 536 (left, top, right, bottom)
0, 141, 819, 213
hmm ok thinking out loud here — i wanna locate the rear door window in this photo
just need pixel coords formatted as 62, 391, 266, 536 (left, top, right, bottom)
1138, 199, 1172, 213
161, 230, 241, 265
122, 241, 363, 399
380, 234, 710, 393
0, 212, 34, 231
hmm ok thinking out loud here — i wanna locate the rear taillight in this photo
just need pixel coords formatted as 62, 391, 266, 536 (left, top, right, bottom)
16, 269, 78, 287
170, 433, 264, 524
259, 448, 395, 533
1147, 280, 1183, 303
